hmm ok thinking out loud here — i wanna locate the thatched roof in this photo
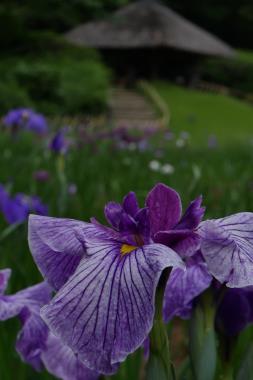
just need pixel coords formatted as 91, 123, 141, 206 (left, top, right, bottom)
65, 1, 235, 58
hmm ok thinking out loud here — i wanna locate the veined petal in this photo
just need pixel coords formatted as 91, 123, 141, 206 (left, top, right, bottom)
146, 183, 182, 236
41, 242, 183, 374
28, 215, 90, 290
0, 269, 11, 295
0, 281, 51, 321
42, 334, 99, 380
199, 212, 253, 287
163, 253, 212, 322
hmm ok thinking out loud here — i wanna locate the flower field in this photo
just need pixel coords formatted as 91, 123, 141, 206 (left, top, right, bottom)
0, 97, 253, 379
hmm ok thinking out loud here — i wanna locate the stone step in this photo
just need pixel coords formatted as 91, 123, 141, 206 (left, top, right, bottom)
110, 87, 160, 130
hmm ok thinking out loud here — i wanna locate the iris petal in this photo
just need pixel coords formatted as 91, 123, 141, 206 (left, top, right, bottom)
41, 238, 183, 374
163, 253, 212, 321
42, 334, 99, 380
28, 215, 89, 290
199, 212, 253, 287
146, 183, 182, 236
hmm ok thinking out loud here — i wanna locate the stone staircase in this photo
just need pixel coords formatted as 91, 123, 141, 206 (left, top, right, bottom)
109, 87, 160, 130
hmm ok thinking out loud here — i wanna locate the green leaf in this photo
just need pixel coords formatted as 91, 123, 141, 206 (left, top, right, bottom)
236, 343, 253, 380
146, 319, 176, 380
189, 296, 217, 380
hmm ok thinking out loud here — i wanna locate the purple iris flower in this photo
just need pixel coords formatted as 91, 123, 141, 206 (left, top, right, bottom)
0, 269, 98, 380
3, 108, 48, 135
28, 188, 184, 374
199, 213, 253, 287
216, 287, 253, 336
0, 185, 48, 224
49, 130, 69, 154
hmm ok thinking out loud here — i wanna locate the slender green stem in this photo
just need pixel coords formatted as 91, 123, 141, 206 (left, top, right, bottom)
0, 222, 22, 242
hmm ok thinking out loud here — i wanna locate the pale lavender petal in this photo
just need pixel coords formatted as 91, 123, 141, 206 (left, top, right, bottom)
199, 212, 253, 287
122, 192, 139, 217
42, 334, 99, 380
163, 253, 212, 321
0, 281, 51, 320
41, 241, 183, 374
28, 215, 88, 290
146, 183, 182, 236
0, 269, 11, 295
16, 308, 48, 371
176, 196, 205, 230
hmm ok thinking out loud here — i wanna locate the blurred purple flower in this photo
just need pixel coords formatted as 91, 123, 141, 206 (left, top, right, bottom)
0, 269, 99, 380
49, 130, 69, 154
3, 108, 48, 135
0, 185, 48, 224
33, 170, 50, 182
68, 183, 77, 195
164, 131, 174, 141
208, 134, 218, 149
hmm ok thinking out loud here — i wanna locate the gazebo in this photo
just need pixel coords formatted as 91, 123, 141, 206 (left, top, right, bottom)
65, 0, 235, 80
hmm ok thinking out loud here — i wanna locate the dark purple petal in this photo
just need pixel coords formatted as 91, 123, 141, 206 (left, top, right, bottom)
216, 288, 251, 336
176, 196, 205, 230
28, 215, 88, 290
16, 308, 48, 371
42, 334, 99, 380
135, 208, 150, 241
199, 212, 253, 287
41, 242, 183, 374
163, 253, 212, 322
118, 213, 137, 233
155, 230, 200, 258
146, 183, 182, 236
104, 202, 123, 230
122, 192, 139, 217
0, 269, 11, 295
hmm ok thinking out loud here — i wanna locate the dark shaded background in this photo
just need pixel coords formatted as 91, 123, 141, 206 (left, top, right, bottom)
1, 0, 253, 54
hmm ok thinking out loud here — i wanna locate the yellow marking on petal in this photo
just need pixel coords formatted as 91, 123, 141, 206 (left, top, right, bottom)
120, 244, 137, 256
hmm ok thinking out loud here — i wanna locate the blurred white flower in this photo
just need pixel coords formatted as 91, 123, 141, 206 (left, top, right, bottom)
176, 138, 185, 148
149, 160, 161, 171
160, 163, 175, 175
180, 131, 190, 140
128, 142, 137, 151
192, 164, 201, 181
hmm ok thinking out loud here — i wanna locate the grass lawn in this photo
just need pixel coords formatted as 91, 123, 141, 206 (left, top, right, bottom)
153, 81, 253, 146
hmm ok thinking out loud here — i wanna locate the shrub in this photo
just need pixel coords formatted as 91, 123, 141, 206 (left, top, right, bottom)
57, 59, 111, 115
0, 81, 32, 114
200, 57, 253, 94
